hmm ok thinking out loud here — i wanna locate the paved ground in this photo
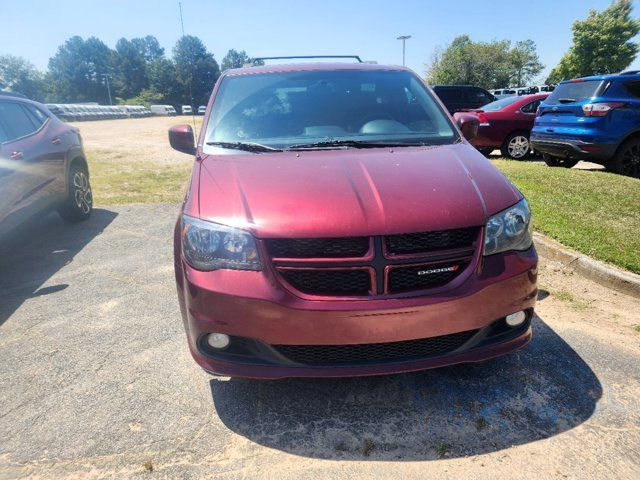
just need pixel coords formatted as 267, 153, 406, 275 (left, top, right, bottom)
1, 205, 639, 479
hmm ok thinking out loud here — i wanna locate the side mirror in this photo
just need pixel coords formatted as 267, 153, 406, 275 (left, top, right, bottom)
453, 113, 480, 141
169, 125, 196, 155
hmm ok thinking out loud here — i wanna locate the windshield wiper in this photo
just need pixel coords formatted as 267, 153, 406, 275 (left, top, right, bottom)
557, 98, 578, 104
288, 139, 415, 150
206, 141, 282, 152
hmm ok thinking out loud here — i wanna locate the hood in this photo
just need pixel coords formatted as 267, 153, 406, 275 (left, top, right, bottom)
196, 143, 521, 238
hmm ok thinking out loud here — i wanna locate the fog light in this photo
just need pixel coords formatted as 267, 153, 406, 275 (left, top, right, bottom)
207, 333, 230, 349
505, 311, 527, 327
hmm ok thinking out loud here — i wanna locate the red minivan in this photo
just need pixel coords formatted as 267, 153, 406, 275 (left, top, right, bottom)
169, 61, 537, 379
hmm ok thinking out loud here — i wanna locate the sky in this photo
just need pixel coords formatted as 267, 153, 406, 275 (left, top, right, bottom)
1, 0, 639, 81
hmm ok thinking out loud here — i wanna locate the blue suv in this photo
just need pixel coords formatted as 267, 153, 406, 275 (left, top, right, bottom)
531, 71, 640, 178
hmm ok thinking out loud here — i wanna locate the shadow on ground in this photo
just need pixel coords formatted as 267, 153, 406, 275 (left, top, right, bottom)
0, 209, 117, 326
211, 315, 601, 460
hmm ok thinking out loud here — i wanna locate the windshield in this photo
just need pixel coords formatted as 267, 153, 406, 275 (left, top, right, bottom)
546, 80, 605, 104
481, 96, 522, 111
204, 70, 458, 151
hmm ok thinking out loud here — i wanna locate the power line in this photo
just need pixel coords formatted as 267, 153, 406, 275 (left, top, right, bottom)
101, 73, 113, 105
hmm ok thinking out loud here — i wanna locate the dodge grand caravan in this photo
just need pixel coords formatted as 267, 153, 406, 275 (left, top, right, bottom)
169, 61, 538, 379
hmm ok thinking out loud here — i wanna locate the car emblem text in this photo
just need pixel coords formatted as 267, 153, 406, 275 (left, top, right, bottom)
417, 265, 460, 276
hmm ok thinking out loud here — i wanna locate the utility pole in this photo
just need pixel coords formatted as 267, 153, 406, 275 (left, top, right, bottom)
101, 74, 113, 105
396, 35, 412, 67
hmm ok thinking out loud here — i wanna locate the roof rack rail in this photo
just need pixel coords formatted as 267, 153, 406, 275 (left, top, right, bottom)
0, 90, 27, 99
251, 55, 363, 64
621, 70, 640, 75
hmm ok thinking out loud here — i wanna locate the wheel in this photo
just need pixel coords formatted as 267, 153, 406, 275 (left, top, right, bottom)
609, 138, 640, 178
477, 148, 494, 156
501, 133, 531, 160
58, 161, 93, 222
542, 154, 579, 168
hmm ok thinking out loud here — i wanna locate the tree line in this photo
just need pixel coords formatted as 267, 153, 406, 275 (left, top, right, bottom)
426, 0, 638, 88
1, 1, 638, 103
0, 35, 259, 106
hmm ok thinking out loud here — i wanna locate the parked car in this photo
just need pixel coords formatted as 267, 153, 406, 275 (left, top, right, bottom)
0, 94, 93, 240
492, 88, 517, 100
527, 85, 555, 94
150, 104, 177, 116
432, 85, 496, 113
182, 105, 193, 115
197, 105, 206, 115
531, 71, 640, 177
464, 93, 549, 159
168, 61, 537, 379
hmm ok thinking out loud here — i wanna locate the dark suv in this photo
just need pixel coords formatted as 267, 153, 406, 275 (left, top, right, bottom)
432, 85, 496, 114
0, 94, 92, 239
531, 71, 640, 177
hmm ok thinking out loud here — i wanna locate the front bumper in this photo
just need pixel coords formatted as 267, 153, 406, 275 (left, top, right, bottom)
531, 138, 617, 161
175, 241, 538, 378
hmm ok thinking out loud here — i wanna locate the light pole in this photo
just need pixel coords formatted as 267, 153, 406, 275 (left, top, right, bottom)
101, 74, 113, 105
396, 35, 412, 67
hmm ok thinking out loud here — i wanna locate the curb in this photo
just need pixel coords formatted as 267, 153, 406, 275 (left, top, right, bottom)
534, 232, 640, 299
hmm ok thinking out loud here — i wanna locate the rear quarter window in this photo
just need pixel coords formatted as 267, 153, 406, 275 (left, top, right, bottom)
624, 81, 640, 98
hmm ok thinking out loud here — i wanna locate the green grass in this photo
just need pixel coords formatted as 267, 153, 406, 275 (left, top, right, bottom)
493, 159, 640, 274
543, 286, 591, 311
87, 149, 192, 205
634, 325, 640, 333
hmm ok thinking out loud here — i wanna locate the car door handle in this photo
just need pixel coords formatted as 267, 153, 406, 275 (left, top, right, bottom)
10, 151, 24, 159
51, 138, 62, 145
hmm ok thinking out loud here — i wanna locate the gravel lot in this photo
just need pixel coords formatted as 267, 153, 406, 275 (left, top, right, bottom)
1, 203, 639, 479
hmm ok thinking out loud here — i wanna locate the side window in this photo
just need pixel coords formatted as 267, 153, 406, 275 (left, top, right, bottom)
472, 89, 492, 104
0, 102, 38, 142
521, 100, 540, 113
624, 81, 640, 98
23, 104, 48, 129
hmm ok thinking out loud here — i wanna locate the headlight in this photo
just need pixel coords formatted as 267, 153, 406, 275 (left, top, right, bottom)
484, 199, 533, 256
181, 215, 261, 271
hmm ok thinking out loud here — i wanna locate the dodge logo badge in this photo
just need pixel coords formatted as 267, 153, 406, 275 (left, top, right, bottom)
417, 265, 460, 276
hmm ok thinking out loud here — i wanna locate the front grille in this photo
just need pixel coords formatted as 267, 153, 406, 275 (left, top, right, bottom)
273, 329, 478, 365
270, 227, 480, 297
279, 269, 371, 295
385, 227, 478, 255
388, 261, 468, 293
265, 237, 369, 258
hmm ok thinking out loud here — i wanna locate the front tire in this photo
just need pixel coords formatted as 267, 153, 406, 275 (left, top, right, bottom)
58, 161, 93, 222
501, 133, 530, 160
542, 154, 579, 169
610, 138, 640, 178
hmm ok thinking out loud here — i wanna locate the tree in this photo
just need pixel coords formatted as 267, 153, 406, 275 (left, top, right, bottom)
510, 40, 544, 87
547, 0, 640, 83
173, 35, 220, 105
426, 36, 542, 88
147, 57, 181, 104
221, 49, 252, 71
47, 36, 114, 103
131, 35, 165, 62
0, 55, 45, 100
112, 38, 148, 99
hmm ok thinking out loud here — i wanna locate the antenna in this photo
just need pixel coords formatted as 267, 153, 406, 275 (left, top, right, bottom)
178, 1, 198, 139
179, 1, 185, 36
